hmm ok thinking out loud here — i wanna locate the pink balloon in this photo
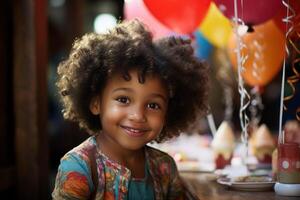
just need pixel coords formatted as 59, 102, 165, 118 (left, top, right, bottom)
214, 0, 282, 25
124, 0, 173, 39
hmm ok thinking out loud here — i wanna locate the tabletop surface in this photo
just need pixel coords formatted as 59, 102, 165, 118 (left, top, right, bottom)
180, 172, 300, 200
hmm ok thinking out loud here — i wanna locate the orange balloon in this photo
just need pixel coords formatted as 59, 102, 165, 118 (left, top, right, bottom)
227, 20, 285, 86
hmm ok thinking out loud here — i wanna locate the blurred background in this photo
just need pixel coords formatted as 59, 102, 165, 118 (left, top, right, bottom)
0, 0, 299, 199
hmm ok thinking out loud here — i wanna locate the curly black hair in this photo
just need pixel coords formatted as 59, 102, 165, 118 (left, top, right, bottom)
56, 19, 209, 142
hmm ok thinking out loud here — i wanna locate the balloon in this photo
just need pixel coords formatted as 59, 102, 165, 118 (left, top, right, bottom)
124, 0, 173, 39
227, 20, 285, 86
214, 0, 282, 25
143, 0, 211, 34
199, 2, 232, 48
273, 0, 300, 34
194, 31, 213, 60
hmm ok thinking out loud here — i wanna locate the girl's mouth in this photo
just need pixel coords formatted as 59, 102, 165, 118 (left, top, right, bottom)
120, 125, 149, 137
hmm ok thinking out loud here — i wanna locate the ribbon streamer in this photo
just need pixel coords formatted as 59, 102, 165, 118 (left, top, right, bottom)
233, 0, 251, 161
284, 11, 300, 121
279, 0, 297, 143
283, 35, 300, 109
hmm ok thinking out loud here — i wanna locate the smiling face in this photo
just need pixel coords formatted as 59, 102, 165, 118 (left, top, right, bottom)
90, 70, 168, 152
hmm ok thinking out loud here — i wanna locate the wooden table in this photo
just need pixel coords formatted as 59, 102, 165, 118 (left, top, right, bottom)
180, 172, 300, 200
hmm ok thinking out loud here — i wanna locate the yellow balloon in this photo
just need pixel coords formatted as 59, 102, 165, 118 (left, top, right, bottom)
199, 3, 232, 48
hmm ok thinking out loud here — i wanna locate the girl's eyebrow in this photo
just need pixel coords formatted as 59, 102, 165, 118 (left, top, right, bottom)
148, 93, 168, 103
112, 87, 167, 103
112, 87, 133, 93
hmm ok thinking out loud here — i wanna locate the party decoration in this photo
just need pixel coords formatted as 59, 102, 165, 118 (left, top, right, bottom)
276, 15, 300, 190
273, 0, 300, 33
199, 2, 232, 48
284, 58, 300, 109
124, 0, 172, 39
143, 0, 211, 34
194, 31, 213, 60
275, 143, 300, 196
230, 0, 251, 147
278, 1, 300, 142
228, 20, 285, 86
249, 124, 275, 164
214, 0, 282, 25
284, 24, 300, 121
211, 121, 235, 169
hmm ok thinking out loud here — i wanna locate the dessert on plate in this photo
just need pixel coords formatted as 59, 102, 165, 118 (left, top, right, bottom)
211, 121, 235, 169
249, 124, 275, 164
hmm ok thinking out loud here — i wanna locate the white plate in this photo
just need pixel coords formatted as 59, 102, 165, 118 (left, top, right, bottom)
217, 177, 275, 191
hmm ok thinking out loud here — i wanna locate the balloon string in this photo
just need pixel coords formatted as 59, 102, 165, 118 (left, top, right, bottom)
233, 0, 250, 162
288, 35, 300, 54
284, 58, 300, 103
287, 24, 300, 121
240, 0, 244, 23
282, 0, 296, 36
279, 0, 296, 144
284, 50, 300, 114
284, 3, 300, 115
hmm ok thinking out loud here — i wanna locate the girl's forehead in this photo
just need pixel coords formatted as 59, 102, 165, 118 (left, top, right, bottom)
110, 69, 161, 83
105, 70, 168, 95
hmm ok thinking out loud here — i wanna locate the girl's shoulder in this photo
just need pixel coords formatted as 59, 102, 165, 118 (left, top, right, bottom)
52, 136, 98, 199
58, 136, 97, 174
61, 135, 97, 163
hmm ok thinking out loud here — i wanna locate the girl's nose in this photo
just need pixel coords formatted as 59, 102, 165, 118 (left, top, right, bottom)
128, 106, 146, 122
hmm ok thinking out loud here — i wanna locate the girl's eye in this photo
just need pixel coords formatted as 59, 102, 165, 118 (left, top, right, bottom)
116, 97, 130, 104
147, 103, 160, 110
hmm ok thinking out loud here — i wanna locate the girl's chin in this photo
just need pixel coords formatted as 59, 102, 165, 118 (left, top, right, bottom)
120, 143, 146, 151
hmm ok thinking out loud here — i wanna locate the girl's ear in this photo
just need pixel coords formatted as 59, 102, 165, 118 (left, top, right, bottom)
90, 96, 101, 115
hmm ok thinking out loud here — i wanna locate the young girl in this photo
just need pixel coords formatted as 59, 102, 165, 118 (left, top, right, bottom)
52, 19, 209, 200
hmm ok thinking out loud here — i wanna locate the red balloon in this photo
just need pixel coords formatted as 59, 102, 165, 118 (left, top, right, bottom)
143, 0, 211, 34
273, 0, 300, 33
214, 0, 282, 25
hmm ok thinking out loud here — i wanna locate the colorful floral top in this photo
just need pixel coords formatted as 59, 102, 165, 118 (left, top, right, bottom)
52, 136, 184, 200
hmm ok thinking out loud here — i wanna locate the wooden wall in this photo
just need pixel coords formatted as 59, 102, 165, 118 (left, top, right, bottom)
0, 0, 48, 199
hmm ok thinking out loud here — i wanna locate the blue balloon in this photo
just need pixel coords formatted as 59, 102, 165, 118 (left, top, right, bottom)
194, 31, 213, 60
